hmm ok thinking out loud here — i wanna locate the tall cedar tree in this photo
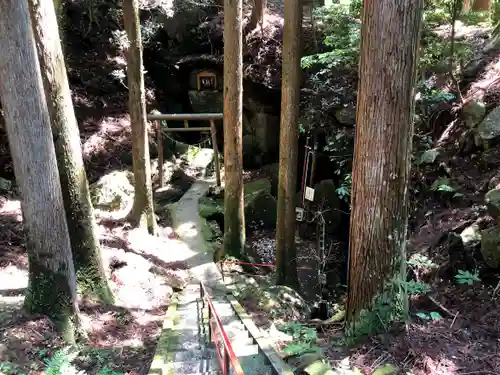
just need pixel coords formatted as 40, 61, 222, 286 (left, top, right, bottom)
223, 0, 245, 257
123, 0, 157, 234
0, 0, 79, 342
346, 0, 424, 334
275, 0, 302, 287
28, 0, 113, 303
249, 0, 267, 30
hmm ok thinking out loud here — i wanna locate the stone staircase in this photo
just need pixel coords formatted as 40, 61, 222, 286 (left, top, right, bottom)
148, 168, 292, 375
156, 281, 275, 375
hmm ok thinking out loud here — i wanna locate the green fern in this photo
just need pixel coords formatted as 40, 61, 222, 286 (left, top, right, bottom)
43, 347, 83, 375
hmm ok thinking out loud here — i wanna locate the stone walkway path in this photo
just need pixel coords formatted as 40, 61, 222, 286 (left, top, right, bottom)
148, 178, 285, 375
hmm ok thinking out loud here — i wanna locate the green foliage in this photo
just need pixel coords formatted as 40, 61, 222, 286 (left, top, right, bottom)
455, 269, 481, 285
323, 130, 353, 190
408, 253, 438, 269
403, 280, 431, 295
430, 176, 464, 199
42, 347, 125, 375
345, 275, 407, 341
336, 173, 351, 203
279, 322, 322, 356
43, 347, 82, 375
302, 4, 361, 70
416, 311, 443, 320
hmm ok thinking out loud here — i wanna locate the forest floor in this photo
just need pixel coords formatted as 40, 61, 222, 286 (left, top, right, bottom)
0, 189, 195, 375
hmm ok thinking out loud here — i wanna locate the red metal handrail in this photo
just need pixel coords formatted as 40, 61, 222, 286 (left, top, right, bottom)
200, 281, 245, 375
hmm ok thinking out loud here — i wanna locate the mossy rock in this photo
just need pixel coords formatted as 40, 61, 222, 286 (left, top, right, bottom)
463, 100, 486, 128
477, 106, 500, 141
199, 197, 224, 218
236, 280, 311, 318
244, 178, 271, 196
261, 163, 279, 197
245, 179, 277, 229
485, 188, 500, 224
90, 170, 134, 211
199, 178, 275, 229
480, 226, 500, 268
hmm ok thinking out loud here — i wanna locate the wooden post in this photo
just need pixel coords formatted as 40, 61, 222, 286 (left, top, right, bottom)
210, 119, 221, 186
157, 120, 164, 188
184, 119, 189, 128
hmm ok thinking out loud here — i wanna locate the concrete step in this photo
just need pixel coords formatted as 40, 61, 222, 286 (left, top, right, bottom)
168, 359, 218, 374
172, 348, 216, 362
233, 344, 259, 357
239, 354, 273, 375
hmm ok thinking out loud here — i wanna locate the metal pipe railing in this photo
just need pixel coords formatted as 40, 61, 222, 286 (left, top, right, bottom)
200, 281, 245, 375
147, 113, 223, 121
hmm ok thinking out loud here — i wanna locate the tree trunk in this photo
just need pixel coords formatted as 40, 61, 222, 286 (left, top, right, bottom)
346, 0, 424, 336
223, 0, 245, 258
28, 0, 113, 304
123, 0, 156, 235
249, 0, 266, 30
0, 0, 78, 343
471, 0, 492, 11
52, 0, 65, 44
275, 0, 302, 288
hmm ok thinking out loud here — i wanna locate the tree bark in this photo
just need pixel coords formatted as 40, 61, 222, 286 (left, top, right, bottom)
346, 0, 423, 335
123, 0, 157, 235
28, 0, 113, 304
471, 0, 492, 11
223, 0, 245, 258
275, 0, 302, 288
0, 0, 78, 343
249, 0, 266, 30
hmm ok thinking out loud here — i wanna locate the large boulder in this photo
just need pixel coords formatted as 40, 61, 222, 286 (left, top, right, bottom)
188, 90, 223, 113
480, 227, 500, 268
334, 104, 356, 126
198, 178, 277, 229
463, 100, 486, 128
245, 187, 277, 229
485, 188, 500, 225
90, 170, 134, 211
261, 163, 279, 197
244, 178, 277, 229
488, 171, 500, 190
477, 106, 500, 142
460, 223, 482, 250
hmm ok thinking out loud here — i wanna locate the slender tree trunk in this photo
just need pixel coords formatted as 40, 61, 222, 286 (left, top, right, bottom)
123, 0, 157, 235
28, 0, 113, 304
0, 0, 78, 343
223, 0, 245, 258
249, 0, 266, 30
52, 0, 65, 45
346, 0, 423, 336
275, 0, 302, 288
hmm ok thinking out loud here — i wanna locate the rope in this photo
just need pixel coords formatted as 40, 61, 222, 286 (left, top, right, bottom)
157, 120, 213, 148
160, 129, 213, 149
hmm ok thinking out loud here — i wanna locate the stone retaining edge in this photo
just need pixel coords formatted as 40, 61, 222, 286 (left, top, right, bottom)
147, 292, 180, 375
225, 293, 295, 375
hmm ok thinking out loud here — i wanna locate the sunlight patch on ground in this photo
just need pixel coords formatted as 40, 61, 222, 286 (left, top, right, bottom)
82, 115, 130, 158
176, 221, 198, 239
0, 265, 28, 291
0, 198, 22, 222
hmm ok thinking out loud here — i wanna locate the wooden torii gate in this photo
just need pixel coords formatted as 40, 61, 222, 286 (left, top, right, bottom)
147, 112, 223, 188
